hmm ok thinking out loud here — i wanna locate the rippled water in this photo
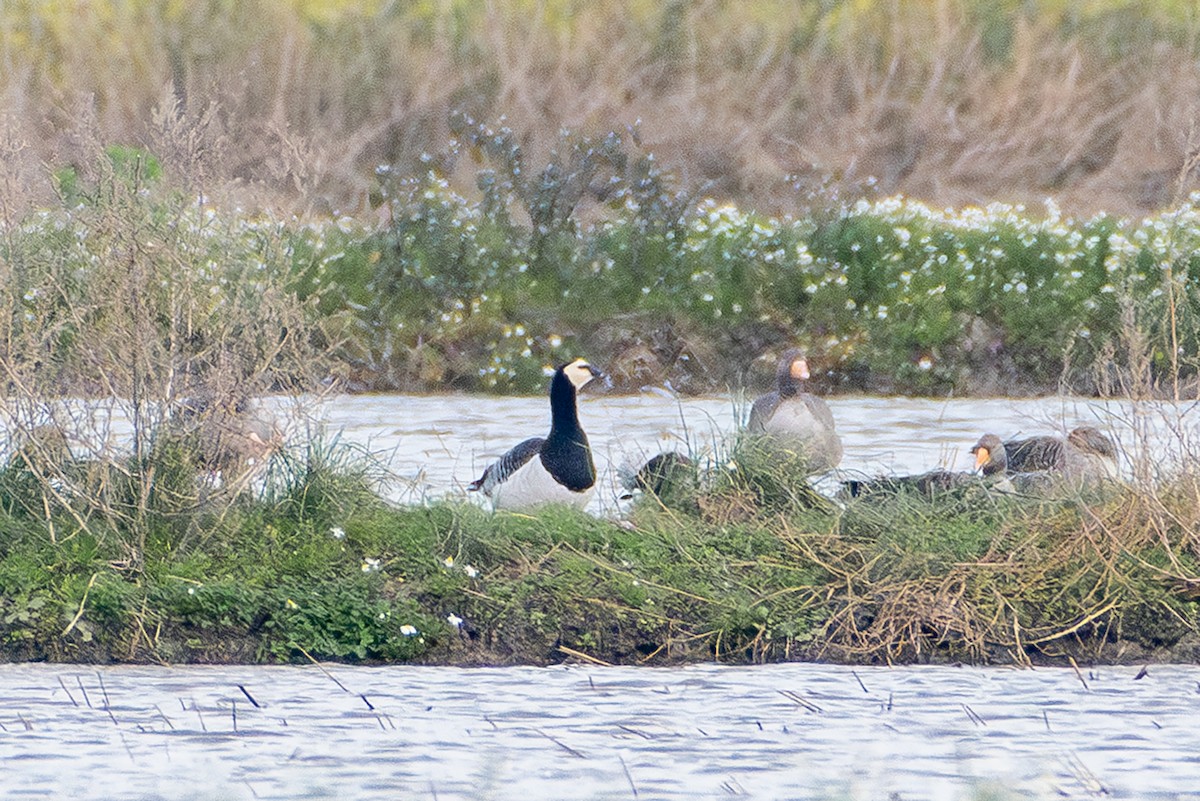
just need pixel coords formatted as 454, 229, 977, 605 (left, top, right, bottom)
317, 392, 1175, 511
7, 394, 1198, 798
3, 662, 1199, 800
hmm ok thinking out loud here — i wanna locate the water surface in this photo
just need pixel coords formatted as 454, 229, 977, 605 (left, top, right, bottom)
2, 662, 1197, 800
315, 393, 1174, 511
6, 394, 1197, 799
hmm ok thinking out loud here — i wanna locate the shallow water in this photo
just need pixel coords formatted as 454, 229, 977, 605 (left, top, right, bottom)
316, 392, 1178, 512
2, 662, 1199, 800
20, 391, 1191, 513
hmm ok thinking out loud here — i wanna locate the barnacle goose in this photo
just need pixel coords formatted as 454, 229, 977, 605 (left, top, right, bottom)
747, 348, 842, 473
468, 358, 604, 511
841, 434, 1008, 498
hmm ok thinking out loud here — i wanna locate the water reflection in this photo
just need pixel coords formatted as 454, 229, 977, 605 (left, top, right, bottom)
1, 662, 1196, 800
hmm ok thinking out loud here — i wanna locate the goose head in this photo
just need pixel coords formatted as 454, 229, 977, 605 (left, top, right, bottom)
561, 358, 606, 391
971, 433, 1007, 476
775, 348, 810, 397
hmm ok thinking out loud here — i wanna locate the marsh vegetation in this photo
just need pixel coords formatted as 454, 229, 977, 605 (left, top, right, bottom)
3, 3, 1200, 667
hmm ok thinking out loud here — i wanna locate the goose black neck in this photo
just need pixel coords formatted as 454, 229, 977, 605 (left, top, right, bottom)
543, 368, 595, 491
548, 370, 585, 442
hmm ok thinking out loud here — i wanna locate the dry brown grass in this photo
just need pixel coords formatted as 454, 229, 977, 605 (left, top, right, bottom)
2, 2, 1200, 217
0, 109, 333, 558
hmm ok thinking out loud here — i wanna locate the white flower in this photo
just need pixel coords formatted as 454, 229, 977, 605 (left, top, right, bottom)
447, 613, 464, 629
463, 565, 479, 578
400, 624, 418, 636
330, 527, 346, 540
442, 555, 455, 568
362, 557, 382, 573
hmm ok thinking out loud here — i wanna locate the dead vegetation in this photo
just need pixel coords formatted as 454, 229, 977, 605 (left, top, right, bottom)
1, 2, 1200, 217
0, 110, 332, 564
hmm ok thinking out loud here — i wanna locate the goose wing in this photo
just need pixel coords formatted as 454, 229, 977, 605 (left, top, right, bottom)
747, 391, 780, 432
469, 437, 545, 496
1003, 436, 1065, 473
803, 393, 838, 431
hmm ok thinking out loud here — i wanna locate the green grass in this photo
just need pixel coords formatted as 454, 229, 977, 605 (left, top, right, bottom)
0, 428, 1197, 667
6, 133, 1200, 396
0, 139, 1199, 666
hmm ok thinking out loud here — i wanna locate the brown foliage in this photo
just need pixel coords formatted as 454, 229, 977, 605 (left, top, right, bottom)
2, 3, 1199, 216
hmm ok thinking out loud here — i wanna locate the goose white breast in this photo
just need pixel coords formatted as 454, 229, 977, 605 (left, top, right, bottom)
468, 358, 603, 511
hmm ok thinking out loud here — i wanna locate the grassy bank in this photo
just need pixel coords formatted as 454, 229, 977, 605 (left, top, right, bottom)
2, 98, 1199, 668
1, 435, 1198, 668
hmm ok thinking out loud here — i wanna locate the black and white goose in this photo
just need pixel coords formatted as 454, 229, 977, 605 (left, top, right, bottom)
747, 348, 843, 473
468, 358, 604, 511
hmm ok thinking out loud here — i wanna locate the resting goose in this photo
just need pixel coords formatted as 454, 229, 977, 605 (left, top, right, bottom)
1004, 426, 1118, 488
174, 392, 282, 477
468, 358, 604, 511
747, 348, 842, 473
1064, 426, 1119, 480
842, 434, 1008, 498
618, 451, 695, 500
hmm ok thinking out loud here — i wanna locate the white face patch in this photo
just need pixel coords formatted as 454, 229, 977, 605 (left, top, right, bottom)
563, 359, 596, 390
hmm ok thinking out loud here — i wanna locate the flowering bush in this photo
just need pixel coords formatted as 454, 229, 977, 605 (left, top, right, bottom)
303, 163, 1199, 394
7, 133, 1200, 396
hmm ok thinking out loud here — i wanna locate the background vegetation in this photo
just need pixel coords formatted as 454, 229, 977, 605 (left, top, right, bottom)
4, 0, 1200, 395
2, 0, 1200, 219
8, 129, 1200, 396
2, 1, 1200, 666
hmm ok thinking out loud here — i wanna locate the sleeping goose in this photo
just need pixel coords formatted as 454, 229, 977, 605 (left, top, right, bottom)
1064, 426, 1119, 480
841, 434, 1008, 498
618, 451, 695, 500
747, 348, 842, 474
468, 358, 604, 511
